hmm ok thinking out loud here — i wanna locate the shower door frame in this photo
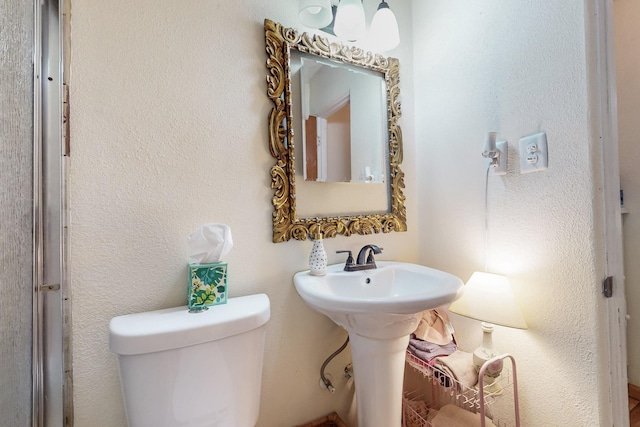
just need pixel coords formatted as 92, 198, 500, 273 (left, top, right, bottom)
33, 0, 70, 425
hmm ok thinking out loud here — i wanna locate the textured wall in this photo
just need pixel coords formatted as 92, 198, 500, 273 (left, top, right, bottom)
0, 1, 34, 425
69, 0, 617, 425
68, 1, 416, 426
413, 1, 609, 425
616, 0, 640, 387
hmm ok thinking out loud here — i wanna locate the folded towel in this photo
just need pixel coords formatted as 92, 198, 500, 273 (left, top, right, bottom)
408, 334, 457, 363
431, 404, 496, 427
413, 309, 454, 345
433, 350, 478, 390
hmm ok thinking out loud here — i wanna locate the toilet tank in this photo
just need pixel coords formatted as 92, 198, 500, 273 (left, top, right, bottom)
109, 293, 270, 427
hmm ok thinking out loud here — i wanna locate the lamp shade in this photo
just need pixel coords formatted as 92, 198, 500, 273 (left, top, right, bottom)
334, 0, 366, 42
448, 272, 527, 329
370, 1, 400, 51
298, 0, 333, 29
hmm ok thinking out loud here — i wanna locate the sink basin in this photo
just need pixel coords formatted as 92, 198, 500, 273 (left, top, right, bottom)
294, 261, 463, 427
294, 261, 464, 316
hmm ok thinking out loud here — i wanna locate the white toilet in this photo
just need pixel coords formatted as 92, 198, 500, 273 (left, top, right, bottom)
109, 293, 270, 427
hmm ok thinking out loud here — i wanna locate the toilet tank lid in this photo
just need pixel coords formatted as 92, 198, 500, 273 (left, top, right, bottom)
109, 293, 270, 356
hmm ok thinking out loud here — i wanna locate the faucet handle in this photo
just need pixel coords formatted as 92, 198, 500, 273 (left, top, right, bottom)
336, 250, 354, 267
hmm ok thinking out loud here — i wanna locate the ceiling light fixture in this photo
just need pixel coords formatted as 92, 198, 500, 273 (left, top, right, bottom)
298, 0, 400, 51
298, 0, 333, 29
333, 0, 366, 42
370, 0, 400, 51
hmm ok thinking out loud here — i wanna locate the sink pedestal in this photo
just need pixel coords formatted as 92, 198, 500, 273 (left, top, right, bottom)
293, 262, 464, 427
349, 333, 411, 427
331, 311, 421, 427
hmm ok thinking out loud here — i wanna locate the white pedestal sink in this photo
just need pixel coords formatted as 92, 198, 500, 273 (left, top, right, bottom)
294, 261, 464, 427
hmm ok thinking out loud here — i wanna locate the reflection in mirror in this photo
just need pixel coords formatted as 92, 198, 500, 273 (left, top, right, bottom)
296, 52, 387, 183
264, 19, 406, 242
291, 51, 390, 218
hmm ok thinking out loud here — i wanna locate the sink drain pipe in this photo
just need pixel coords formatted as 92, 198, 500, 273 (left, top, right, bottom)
320, 335, 350, 393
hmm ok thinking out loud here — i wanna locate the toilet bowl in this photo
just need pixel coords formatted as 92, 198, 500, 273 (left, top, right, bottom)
109, 293, 270, 427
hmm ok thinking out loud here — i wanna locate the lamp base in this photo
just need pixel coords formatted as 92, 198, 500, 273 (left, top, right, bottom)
472, 322, 504, 395
480, 373, 504, 396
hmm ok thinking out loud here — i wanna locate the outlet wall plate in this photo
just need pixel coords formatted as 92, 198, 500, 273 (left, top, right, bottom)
519, 132, 548, 174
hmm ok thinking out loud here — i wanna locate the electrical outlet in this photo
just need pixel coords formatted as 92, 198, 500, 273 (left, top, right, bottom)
488, 140, 508, 176
519, 132, 548, 174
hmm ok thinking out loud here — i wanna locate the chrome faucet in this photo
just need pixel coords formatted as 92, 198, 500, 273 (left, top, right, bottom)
337, 245, 383, 271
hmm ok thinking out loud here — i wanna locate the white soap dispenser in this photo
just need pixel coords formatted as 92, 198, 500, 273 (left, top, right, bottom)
309, 232, 328, 276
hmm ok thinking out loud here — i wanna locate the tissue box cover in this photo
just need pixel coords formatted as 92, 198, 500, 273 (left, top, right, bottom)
188, 262, 228, 311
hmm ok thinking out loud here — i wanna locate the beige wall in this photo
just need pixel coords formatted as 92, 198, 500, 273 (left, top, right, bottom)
68, 0, 617, 426
68, 0, 416, 426
413, 1, 610, 426
616, 0, 640, 387
326, 104, 351, 182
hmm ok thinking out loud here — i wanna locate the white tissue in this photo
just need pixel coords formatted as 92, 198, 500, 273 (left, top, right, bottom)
187, 223, 233, 264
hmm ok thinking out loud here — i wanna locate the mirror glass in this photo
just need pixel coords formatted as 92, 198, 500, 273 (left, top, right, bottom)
265, 19, 406, 242
295, 51, 388, 184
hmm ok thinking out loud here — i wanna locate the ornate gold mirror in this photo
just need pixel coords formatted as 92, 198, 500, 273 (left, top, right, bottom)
265, 19, 406, 243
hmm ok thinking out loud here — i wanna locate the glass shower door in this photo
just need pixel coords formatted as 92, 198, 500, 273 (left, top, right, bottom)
1, 2, 36, 425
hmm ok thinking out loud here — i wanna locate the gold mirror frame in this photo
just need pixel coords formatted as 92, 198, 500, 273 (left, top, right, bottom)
265, 19, 406, 243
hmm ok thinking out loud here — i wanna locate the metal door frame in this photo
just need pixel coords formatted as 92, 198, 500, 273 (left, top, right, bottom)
33, 0, 70, 425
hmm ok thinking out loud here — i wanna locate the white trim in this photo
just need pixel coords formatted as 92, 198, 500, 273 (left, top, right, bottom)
317, 116, 328, 181
595, 0, 629, 425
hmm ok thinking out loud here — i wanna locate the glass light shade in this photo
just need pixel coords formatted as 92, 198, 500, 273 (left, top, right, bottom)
298, 0, 333, 29
370, 1, 400, 52
448, 272, 527, 329
334, 0, 366, 42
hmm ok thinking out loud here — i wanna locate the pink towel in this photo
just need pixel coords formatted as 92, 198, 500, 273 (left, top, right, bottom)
413, 309, 454, 345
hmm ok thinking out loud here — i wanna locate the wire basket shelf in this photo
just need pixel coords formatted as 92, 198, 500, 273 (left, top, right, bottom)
403, 350, 519, 427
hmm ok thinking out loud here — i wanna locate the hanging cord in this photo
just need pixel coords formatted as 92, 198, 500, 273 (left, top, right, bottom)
484, 164, 491, 272
320, 335, 350, 393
